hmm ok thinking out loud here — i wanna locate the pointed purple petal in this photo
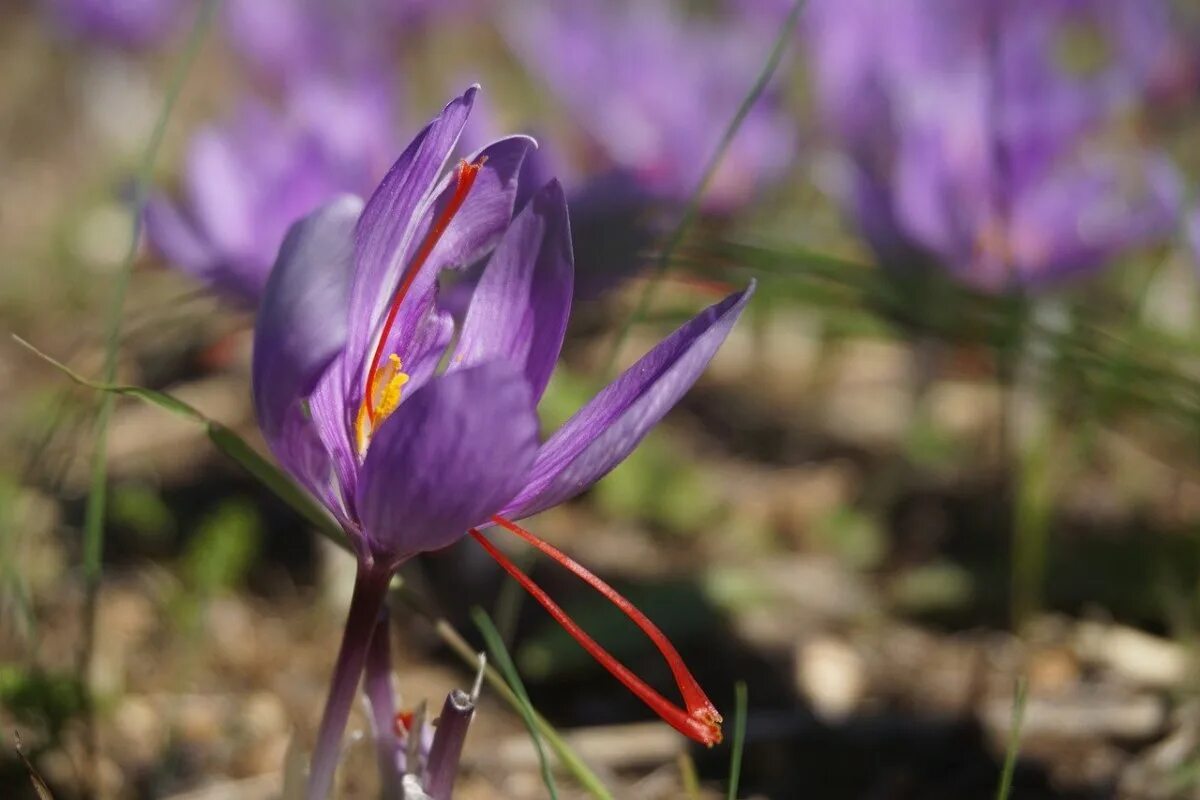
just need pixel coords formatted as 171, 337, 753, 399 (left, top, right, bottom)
307, 362, 359, 514
449, 179, 573, 402
343, 87, 478, 379
356, 361, 539, 563
342, 127, 535, 407
500, 284, 754, 520
252, 195, 362, 495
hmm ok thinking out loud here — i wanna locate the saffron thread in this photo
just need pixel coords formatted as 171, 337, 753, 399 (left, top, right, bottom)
470, 520, 722, 746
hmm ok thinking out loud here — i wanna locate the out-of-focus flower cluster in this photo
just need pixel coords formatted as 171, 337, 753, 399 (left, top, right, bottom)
42, 0, 1200, 293
799, 0, 1194, 290
39, 0, 798, 305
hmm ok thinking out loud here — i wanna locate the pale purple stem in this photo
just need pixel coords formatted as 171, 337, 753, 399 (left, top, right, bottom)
306, 564, 393, 800
364, 605, 402, 798
424, 689, 476, 800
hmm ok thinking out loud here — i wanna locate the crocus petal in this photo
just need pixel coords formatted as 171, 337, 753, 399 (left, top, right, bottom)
143, 195, 219, 279
344, 86, 478, 370
307, 362, 359, 517
355, 361, 539, 563
253, 195, 363, 463
367, 135, 537, 372
185, 127, 257, 259
450, 179, 574, 402
341, 132, 535, 414
500, 284, 754, 520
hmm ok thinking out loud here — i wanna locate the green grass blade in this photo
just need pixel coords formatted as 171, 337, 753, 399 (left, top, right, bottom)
727, 681, 749, 800
603, 0, 806, 375
17, 337, 349, 551
77, 0, 218, 784
995, 677, 1029, 800
678, 752, 701, 800
473, 608, 560, 800
15, 732, 55, 800
83, 0, 219, 587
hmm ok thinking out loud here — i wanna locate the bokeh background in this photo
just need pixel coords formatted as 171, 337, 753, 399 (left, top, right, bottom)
5, 0, 1200, 797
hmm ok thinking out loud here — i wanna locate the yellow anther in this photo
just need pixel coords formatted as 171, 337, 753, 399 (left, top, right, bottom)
355, 354, 410, 457
375, 354, 409, 419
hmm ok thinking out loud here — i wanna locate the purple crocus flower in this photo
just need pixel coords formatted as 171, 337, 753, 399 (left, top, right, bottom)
221, 0, 396, 89
254, 87, 747, 797
145, 73, 396, 304
504, 0, 797, 211
40, 0, 184, 49
805, 0, 1182, 289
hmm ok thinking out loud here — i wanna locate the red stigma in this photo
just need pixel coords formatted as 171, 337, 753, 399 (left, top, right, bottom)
469, 517, 723, 746
393, 710, 414, 738
364, 157, 485, 422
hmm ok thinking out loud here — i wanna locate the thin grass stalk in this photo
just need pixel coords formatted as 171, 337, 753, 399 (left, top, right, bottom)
76, 3, 218, 793
603, 0, 806, 376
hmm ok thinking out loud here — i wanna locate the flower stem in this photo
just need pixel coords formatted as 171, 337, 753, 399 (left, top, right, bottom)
307, 564, 393, 800
363, 606, 402, 799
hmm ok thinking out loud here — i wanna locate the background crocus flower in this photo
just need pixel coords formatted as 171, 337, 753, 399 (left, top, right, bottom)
145, 73, 397, 304
503, 0, 797, 212
39, 0, 184, 49
253, 87, 750, 797
804, 0, 1183, 290
221, 0, 398, 89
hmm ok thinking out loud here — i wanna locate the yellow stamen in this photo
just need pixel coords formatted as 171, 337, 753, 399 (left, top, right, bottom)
355, 354, 410, 456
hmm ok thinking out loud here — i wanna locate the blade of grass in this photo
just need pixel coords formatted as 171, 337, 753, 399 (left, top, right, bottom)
16, 337, 348, 550
473, 608, 560, 800
78, 1, 219, 790
995, 677, 1028, 800
15, 732, 56, 800
603, 0, 806, 376
678, 752, 701, 800
727, 681, 749, 800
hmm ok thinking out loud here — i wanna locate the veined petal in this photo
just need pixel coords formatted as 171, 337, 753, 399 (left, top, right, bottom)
450, 179, 573, 402
355, 362, 539, 564
252, 195, 363, 486
369, 136, 535, 368
307, 361, 358, 514
500, 284, 754, 520
343, 87, 478, 383
343, 128, 535, 407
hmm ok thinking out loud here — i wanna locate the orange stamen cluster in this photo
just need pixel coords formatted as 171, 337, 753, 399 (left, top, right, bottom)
356, 158, 486, 450
470, 516, 723, 746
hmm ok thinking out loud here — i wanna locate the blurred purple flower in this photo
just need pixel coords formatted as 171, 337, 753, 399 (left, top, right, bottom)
145, 74, 397, 303
222, 0, 396, 88
504, 0, 797, 211
40, 0, 184, 49
805, 0, 1183, 289
258, 87, 745, 797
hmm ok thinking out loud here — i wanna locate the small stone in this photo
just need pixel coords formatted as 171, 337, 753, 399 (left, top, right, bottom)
113, 695, 165, 767
797, 636, 866, 721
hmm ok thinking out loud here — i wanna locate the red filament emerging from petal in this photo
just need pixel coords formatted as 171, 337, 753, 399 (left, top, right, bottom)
469, 516, 723, 746
364, 157, 485, 422
393, 710, 414, 739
